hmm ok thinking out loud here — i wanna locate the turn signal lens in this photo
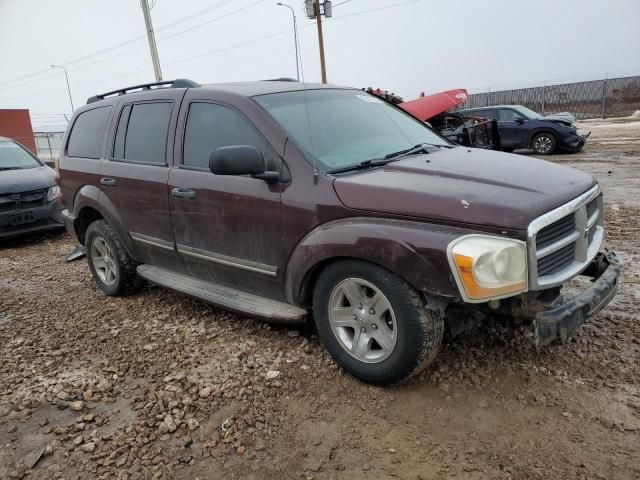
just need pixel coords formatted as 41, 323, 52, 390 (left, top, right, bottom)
448, 235, 528, 302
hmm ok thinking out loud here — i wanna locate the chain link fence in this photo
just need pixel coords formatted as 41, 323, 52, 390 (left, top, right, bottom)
465, 75, 640, 119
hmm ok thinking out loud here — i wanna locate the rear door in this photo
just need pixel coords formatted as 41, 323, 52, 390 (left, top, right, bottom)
99, 89, 184, 270
168, 97, 286, 299
497, 108, 529, 148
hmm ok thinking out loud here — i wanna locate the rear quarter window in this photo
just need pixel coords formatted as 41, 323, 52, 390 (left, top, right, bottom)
67, 106, 112, 159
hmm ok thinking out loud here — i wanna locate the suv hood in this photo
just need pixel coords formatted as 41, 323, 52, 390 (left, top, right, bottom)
540, 112, 576, 126
0, 166, 56, 194
333, 147, 595, 230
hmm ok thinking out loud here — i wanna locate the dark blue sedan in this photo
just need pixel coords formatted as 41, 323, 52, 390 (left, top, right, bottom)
457, 105, 590, 155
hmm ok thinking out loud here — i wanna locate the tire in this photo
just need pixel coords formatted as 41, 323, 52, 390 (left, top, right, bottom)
312, 260, 444, 385
502, 148, 515, 153
531, 132, 557, 155
85, 220, 143, 296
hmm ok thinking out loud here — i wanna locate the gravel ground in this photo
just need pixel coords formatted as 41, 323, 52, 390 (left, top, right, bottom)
1, 118, 639, 480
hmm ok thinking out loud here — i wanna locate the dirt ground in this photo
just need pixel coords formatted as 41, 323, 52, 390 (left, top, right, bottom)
1, 117, 639, 480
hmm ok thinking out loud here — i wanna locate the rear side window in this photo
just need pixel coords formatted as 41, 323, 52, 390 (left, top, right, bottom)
112, 102, 173, 164
67, 106, 111, 159
183, 103, 265, 169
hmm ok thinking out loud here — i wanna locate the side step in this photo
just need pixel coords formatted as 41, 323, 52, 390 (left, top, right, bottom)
136, 265, 307, 324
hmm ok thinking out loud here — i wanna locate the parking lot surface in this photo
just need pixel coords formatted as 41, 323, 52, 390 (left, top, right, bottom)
1, 118, 639, 480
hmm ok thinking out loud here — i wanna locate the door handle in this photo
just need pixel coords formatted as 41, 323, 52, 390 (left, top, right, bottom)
171, 187, 196, 200
100, 177, 116, 187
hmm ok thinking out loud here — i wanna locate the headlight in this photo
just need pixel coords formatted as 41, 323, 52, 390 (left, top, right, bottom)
47, 185, 61, 202
447, 235, 528, 303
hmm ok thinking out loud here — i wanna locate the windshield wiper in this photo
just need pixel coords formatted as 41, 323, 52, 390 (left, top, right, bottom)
384, 143, 449, 160
0, 167, 24, 171
327, 159, 391, 175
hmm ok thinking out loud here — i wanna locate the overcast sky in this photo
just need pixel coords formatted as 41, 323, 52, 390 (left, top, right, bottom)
1, 0, 639, 128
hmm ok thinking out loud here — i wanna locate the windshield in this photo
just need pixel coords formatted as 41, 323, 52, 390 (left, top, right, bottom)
0, 140, 42, 170
514, 105, 543, 120
254, 89, 450, 171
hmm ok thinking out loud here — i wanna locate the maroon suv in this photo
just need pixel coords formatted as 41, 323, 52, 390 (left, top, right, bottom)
58, 79, 619, 385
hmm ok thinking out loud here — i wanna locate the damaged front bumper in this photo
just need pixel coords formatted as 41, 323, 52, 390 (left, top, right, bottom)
533, 251, 620, 347
561, 131, 591, 152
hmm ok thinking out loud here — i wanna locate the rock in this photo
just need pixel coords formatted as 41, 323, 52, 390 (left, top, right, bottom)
69, 400, 85, 412
187, 418, 200, 431
163, 415, 177, 433
178, 455, 192, 464
388, 448, 396, 454
265, 370, 280, 380
236, 445, 246, 455
24, 445, 47, 469
199, 387, 212, 399
83, 413, 96, 422
73, 435, 84, 446
8, 424, 17, 433
81, 442, 96, 453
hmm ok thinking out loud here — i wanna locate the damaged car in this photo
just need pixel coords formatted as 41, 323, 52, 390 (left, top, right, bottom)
457, 105, 590, 155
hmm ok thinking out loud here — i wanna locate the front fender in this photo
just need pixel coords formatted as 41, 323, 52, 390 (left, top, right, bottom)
285, 217, 475, 305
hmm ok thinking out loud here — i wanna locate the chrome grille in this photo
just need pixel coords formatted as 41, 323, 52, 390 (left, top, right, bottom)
527, 186, 604, 289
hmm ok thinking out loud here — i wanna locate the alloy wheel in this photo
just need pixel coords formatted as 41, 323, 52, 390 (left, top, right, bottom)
328, 277, 398, 363
534, 135, 553, 153
91, 236, 117, 286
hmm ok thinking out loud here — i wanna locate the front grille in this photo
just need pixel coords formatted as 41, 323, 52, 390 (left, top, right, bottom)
536, 214, 575, 250
529, 187, 604, 289
537, 242, 575, 276
0, 189, 47, 213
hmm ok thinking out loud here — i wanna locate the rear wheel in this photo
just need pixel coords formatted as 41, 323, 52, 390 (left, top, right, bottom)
312, 260, 444, 385
85, 220, 143, 296
531, 133, 557, 155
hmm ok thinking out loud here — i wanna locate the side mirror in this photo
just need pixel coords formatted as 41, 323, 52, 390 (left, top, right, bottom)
209, 145, 280, 182
514, 117, 526, 124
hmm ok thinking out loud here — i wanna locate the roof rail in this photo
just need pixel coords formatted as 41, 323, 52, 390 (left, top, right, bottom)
262, 77, 299, 82
86, 78, 200, 104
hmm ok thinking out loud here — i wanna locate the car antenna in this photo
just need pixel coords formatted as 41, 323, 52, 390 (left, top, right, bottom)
297, 36, 319, 183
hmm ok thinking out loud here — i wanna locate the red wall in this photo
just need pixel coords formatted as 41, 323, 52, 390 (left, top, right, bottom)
0, 109, 37, 154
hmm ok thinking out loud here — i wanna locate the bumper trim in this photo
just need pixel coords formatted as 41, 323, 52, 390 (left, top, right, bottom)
533, 251, 620, 348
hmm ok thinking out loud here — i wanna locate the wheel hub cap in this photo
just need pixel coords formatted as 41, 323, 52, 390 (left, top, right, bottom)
91, 236, 117, 286
328, 278, 398, 363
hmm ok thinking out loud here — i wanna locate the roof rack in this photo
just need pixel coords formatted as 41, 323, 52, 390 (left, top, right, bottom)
262, 77, 299, 82
87, 78, 200, 104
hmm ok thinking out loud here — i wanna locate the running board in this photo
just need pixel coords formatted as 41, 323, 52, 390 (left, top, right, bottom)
137, 265, 306, 324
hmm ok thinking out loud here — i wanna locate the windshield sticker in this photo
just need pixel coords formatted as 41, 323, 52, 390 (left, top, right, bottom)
357, 95, 383, 104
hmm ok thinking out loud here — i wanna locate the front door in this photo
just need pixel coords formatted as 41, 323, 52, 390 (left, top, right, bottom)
99, 90, 184, 269
168, 100, 286, 299
497, 108, 529, 148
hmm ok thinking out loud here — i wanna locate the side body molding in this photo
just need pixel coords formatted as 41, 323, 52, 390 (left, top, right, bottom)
285, 217, 474, 306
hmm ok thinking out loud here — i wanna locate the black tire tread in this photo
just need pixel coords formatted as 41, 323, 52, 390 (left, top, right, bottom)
85, 220, 143, 296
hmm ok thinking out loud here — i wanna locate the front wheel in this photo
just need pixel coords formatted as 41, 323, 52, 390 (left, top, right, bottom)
312, 260, 444, 385
531, 133, 557, 155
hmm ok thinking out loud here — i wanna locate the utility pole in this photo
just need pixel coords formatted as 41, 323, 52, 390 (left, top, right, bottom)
314, 0, 327, 83
51, 65, 74, 112
140, 0, 163, 81
306, 0, 331, 83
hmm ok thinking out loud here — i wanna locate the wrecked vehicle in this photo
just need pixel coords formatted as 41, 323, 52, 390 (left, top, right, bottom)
366, 88, 501, 150
0, 136, 63, 238
59, 79, 619, 385
458, 105, 590, 154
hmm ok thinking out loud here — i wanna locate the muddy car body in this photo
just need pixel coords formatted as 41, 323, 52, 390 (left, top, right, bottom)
58, 79, 619, 385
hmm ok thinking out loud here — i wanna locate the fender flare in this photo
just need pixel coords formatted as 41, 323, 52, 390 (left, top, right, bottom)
72, 185, 135, 255
284, 217, 467, 306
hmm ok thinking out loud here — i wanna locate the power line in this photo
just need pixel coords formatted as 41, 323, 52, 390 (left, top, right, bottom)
0, 0, 241, 88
